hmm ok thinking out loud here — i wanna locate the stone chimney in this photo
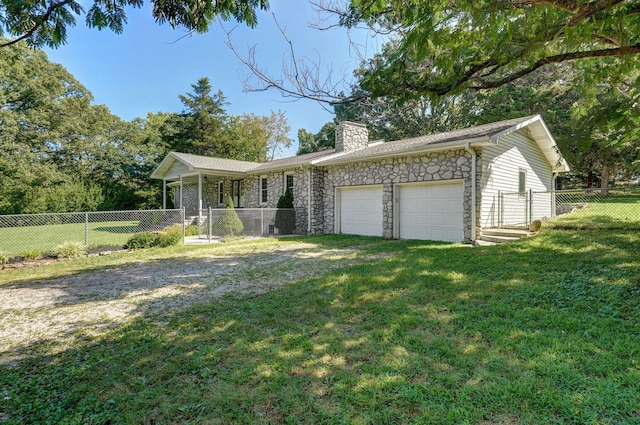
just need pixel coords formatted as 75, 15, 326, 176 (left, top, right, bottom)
335, 121, 369, 153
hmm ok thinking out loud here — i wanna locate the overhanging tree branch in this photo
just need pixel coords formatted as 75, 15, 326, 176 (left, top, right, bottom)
0, 0, 77, 48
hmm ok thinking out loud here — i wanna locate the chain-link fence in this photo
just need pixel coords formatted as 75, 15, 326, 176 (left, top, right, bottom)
188, 208, 296, 241
497, 187, 640, 230
0, 209, 184, 258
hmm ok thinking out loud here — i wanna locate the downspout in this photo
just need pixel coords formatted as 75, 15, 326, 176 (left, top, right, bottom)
552, 172, 558, 217
307, 167, 312, 234
465, 143, 477, 242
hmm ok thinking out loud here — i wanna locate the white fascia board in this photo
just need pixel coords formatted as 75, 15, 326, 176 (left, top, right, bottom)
312, 136, 491, 166
248, 162, 310, 174
488, 115, 542, 144
490, 115, 570, 173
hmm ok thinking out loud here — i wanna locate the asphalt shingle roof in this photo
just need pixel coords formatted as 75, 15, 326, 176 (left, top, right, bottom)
170, 152, 259, 173
251, 149, 336, 172
154, 115, 559, 178
314, 116, 536, 165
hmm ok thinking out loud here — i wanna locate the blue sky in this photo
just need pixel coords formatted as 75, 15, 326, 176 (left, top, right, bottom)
43, 1, 379, 154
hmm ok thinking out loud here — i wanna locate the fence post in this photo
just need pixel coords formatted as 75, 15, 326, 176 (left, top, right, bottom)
84, 212, 89, 248
208, 207, 212, 243
182, 206, 186, 245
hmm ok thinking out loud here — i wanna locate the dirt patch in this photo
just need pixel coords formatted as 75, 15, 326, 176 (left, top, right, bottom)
1, 246, 125, 270
0, 242, 384, 365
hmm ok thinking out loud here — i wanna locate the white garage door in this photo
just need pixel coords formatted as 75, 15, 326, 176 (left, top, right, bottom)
397, 181, 464, 242
338, 185, 383, 237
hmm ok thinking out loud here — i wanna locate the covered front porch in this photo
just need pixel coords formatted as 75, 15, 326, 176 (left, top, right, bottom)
151, 152, 258, 215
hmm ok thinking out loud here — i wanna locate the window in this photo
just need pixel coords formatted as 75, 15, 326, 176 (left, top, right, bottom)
232, 179, 244, 208
518, 170, 527, 194
285, 173, 294, 193
260, 176, 268, 204
218, 181, 224, 205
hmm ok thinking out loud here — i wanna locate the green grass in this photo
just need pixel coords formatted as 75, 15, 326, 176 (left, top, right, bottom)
1, 231, 640, 424
552, 195, 640, 230
0, 221, 146, 257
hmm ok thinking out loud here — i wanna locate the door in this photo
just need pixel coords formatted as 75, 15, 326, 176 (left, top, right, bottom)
397, 181, 464, 242
337, 185, 383, 237
232, 180, 244, 208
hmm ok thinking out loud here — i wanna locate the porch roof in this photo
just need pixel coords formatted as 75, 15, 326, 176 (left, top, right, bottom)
151, 152, 259, 180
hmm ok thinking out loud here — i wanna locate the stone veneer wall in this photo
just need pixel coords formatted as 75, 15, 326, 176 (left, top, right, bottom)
172, 148, 483, 240
174, 178, 231, 216
318, 148, 479, 241
243, 168, 310, 234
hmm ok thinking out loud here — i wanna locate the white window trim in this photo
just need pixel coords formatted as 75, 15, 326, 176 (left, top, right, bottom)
284, 172, 294, 194
260, 175, 268, 205
518, 169, 527, 196
218, 181, 224, 206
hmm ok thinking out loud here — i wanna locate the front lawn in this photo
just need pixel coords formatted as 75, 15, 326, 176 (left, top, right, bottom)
1, 231, 639, 424
552, 193, 640, 229
0, 220, 144, 257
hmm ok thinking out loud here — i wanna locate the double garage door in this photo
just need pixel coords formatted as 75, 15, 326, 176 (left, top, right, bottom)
337, 181, 464, 242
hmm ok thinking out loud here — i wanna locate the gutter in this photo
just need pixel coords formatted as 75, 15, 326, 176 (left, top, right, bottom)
312, 136, 491, 167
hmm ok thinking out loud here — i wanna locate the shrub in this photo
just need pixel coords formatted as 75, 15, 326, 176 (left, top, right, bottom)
275, 188, 296, 235
23, 249, 42, 261
55, 241, 86, 259
125, 232, 157, 249
185, 224, 199, 236
213, 196, 244, 237
0, 250, 9, 264
154, 230, 182, 247
162, 224, 196, 236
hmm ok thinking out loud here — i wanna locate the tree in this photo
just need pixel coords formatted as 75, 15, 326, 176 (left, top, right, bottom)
0, 0, 268, 49
342, 1, 640, 98
163, 77, 230, 157
297, 122, 336, 155
0, 40, 167, 213
274, 187, 295, 234
213, 196, 244, 236
225, 110, 292, 161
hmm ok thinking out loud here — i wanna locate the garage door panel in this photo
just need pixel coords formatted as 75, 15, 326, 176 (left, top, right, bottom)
398, 182, 464, 242
339, 186, 383, 237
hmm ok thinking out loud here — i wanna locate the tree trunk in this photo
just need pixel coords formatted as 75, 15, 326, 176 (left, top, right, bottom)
601, 164, 610, 196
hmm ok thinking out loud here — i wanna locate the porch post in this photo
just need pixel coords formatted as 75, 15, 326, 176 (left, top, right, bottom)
162, 179, 166, 209
179, 175, 183, 210
198, 173, 203, 217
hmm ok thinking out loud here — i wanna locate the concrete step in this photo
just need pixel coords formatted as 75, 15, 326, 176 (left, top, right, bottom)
478, 227, 535, 244
478, 234, 523, 244
482, 228, 533, 238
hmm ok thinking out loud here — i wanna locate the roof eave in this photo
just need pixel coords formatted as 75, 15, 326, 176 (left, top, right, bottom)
313, 136, 491, 166
150, 153, 194, 180
491, 115, 570, 173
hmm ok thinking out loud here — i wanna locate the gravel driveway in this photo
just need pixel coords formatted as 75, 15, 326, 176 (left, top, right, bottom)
0, 241, 380, 365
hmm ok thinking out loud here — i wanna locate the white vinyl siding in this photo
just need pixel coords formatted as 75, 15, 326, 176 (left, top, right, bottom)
480, 130, 554, 228
167, 160, 189, 177
336, 185, 383, 237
